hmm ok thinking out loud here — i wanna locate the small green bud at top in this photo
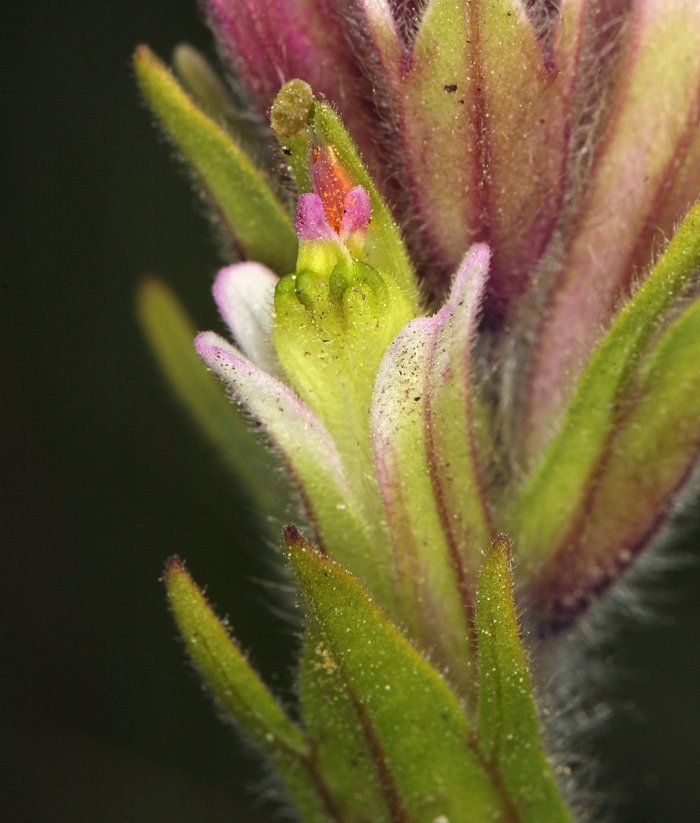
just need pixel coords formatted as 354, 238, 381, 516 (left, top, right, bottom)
270, 79, 314, 138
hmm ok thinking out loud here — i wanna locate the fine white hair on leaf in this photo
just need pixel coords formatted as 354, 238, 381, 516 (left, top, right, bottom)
529, 474, 700, 821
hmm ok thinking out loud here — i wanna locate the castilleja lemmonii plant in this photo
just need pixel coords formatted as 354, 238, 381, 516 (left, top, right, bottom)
135, 1, 700, 820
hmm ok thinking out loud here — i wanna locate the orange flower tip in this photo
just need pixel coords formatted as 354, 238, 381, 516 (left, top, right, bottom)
311, 144, 355, 234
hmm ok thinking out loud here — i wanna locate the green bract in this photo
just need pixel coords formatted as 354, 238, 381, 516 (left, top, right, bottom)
273, 254, 415, 475
506, 204, 700, 568
165, 532, 573, 822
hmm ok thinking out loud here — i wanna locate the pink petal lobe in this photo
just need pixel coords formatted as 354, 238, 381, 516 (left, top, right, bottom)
195, 331, 350, 520
339, 186, 372, 239
212, 263, 280, 375
295, 193, 336, 241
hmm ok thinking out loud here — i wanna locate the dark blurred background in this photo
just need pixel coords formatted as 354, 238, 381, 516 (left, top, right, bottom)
3, 2, 699, 821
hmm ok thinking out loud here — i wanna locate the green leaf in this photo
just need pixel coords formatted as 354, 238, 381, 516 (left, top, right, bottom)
171, 43, 238, 125
137, 278, 284, 517
285, 526, 504, 823
171, 43, 272, 167
590, 293, 700, 546
507, 202, 700, 568
134, 45, 297, 274
298, 621, 390, 822
530, 294, 700, 622
476, 537, 573, 822
166, 557, 306, 754
164, 559, 334, 821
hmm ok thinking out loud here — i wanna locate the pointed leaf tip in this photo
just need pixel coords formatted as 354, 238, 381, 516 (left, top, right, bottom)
171, 42, 233, 120
529, 290, 700, 628
164, 554, 184, 577
283, 522, 304, 549
166, 559, 347, 820
165, 558, 308, 755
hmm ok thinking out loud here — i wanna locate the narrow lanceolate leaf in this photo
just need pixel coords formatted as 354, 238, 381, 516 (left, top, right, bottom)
530, 295, 700, 627
468, 0, 568, 312
134, 45, 297, 274
172, 43, 272, 166
400, 0, 567, 307
476, 538, 572, 822
194, 332, 394, 609
166, 558, 306, 754
527, 0, 700, 447
370, 246, 493, 698
137, 278, 283, 516
506, 202, 700, 571
285, 527, 504, 823
164, 559, 333, 822
171, 43, 241, 125
400, 0, 479, 278
298, 621, 390, 822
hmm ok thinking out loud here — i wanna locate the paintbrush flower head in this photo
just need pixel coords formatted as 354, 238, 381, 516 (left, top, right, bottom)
135, 2, 700, 819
